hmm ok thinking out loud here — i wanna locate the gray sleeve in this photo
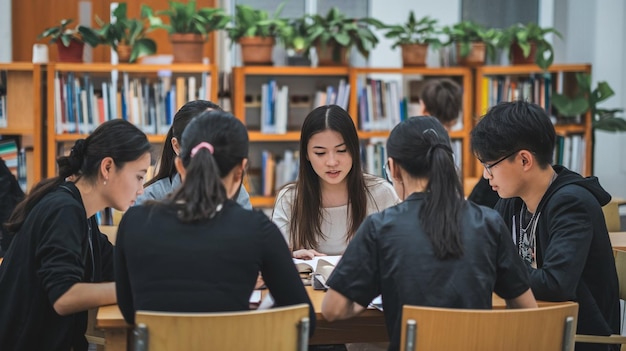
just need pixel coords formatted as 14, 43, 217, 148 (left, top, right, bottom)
136, 178, 172, 205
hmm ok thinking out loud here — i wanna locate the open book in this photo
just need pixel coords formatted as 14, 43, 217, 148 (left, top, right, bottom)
293, 256, 341, 290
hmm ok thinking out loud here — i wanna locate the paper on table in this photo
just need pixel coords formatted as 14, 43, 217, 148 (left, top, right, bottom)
368, 295, 383, 311
249, 290, 262, 304
293, 255, 342, 274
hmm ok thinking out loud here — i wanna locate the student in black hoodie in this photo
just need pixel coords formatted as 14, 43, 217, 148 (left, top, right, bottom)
471, 101, 620, 351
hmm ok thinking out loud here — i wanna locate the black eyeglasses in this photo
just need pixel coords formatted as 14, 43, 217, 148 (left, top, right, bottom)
481, 150, 519, 177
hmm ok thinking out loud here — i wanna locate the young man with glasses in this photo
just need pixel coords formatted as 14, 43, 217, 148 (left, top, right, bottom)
471, 101, 619, 351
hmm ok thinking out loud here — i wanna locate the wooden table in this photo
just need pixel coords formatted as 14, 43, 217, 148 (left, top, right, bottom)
97, 287, 513, 351
610, 232, 626, 251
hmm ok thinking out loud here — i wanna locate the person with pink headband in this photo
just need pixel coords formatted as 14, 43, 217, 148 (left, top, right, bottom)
114, 110, 315, 335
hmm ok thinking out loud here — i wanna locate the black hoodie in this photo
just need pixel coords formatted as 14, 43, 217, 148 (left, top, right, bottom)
495, 165, 619, 351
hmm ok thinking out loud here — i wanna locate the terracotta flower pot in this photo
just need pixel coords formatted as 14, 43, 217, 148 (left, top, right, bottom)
510, 42, 537, 65
170, 33, 205, 63
57, 40, 84, 63
401, 43, 429, 67
456, 42, 485, 67
239, 36, 275, 66
116, 44, 132, 63
316, 41, 348, 66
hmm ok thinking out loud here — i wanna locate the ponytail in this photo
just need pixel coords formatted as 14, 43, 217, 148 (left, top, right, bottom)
387, 116, 465, 260
420, 132, 464, 259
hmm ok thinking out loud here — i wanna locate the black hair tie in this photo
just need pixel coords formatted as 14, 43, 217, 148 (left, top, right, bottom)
69, 139, 87, 173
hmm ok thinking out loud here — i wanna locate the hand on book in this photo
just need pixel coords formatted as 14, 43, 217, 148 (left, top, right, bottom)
292, 249, 326, 260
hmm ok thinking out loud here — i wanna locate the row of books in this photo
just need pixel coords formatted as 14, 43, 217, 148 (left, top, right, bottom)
53, 72, 213, 135
479, 73, 564, 116
0, 138, 27, 191
361, 138, 463, 179
358, 78, 406, 131
555, 134, 586, 175
258, 79, 351, 134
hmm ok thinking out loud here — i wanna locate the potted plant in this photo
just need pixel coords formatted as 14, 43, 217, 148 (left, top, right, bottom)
38, 19, 88, 62
143, 0, 230, 63
499, 23, 562, 70
382, 12, 441, 67
305, 7, 384, 66
442, 21, 499, 66
552, 73, 626, 130
227, 4, 288, 66
281, 16, 311, 66
79, 3, 156, 63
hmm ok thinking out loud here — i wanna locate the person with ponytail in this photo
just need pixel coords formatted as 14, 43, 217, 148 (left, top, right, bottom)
321, 116, 536, 351
0, 119, 151, 351
137, 100, 251, 209
114, 111, 315, 333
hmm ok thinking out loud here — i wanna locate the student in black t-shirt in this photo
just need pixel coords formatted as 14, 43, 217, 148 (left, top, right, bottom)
321, 116, 536, 350
115, 111, 315, 333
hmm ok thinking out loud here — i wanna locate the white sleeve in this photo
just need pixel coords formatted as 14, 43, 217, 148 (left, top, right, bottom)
271, 187, 294, 248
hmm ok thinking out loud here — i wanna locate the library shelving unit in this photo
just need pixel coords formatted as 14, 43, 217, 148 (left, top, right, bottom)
0, 63, 44, 191
45, 63, 218, 178
474, 64, 593, 177
232, 66, 351, 208
348, 67, 474, 180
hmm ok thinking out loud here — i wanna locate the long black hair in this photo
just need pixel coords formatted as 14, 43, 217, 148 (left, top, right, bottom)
387, 116, 465, 259
165, 110, 248, 222
288, 105, 367, 250
6, 119, 150, 234
144, 100, 222, 187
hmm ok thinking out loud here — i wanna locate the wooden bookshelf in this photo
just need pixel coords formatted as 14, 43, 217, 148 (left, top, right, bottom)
349, 67, 474, 180
0, 63, 44, 191
46, 63, 218, 177
474, 64, 593, 177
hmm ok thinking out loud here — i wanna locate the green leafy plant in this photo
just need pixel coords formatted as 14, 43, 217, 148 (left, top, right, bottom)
499, 23, 562, 70
281, 16, 310, 54
442, 20, 500, 61
552, 73, 626, 131
78, 3, 156, 63
142, 0, 230, 39
226, 4, 288, 43
305, 7, 384, 62
383, 12, 441, 49
38, 19, 85, 47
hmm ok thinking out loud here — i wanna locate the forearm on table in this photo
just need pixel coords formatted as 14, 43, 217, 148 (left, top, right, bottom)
53, 281, 116, 316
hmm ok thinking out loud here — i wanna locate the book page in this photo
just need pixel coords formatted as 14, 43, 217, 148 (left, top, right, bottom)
293, 255, 342, 273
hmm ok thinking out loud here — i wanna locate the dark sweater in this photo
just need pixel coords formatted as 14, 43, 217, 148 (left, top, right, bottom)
115, 200, 315, 334
495, 165, 619, 351
0, 182, 114, 351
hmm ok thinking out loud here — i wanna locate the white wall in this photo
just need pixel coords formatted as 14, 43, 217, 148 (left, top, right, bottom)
0, 0, 11, 62
368, 0, 461, 68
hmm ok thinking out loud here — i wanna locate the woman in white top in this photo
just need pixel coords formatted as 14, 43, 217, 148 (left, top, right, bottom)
272, 105, 398, 258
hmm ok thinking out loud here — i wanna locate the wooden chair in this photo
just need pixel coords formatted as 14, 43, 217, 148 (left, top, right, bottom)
574, 249, 626, 349
133, 304, 310, 351
400, 303, 579, 351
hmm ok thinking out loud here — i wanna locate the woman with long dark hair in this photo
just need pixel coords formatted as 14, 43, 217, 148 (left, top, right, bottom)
322, 116, 536, 350
137, 100, 251, 209
272, 105, 398, 259
115, 111, 314, 331
0, 119, 151, 351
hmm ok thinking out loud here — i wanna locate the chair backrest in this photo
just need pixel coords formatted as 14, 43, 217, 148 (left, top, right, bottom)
401, 303, 579, 351
133, 304, 310, 351
603, 200, 621, 232
614, 249, 626, 301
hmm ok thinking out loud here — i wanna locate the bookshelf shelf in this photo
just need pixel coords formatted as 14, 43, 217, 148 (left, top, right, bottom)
46, 63, 219, 177
474, 64, 593, 177
249, 196, 277, 208
0, 63, 44, 191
